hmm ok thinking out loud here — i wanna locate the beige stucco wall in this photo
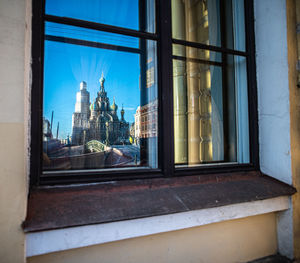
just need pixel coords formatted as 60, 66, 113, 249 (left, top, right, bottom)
0, 0, 30, 262
28, 213, 277, 263
287, 0, 300, 260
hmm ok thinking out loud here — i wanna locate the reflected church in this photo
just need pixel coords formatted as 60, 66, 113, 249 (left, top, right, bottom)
72, 74, 129, 146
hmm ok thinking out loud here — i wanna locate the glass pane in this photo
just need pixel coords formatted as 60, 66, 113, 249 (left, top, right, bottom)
46, 22, 139, 49
171, 0, 246, 52
45, 0, 156, 33
173, 44, 222, 63
173, 45, 249, 166
42, 32, 158, 172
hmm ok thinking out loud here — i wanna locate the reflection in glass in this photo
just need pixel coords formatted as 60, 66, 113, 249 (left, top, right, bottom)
171, 0, 245, 51
173, 46, 249, 165
45, 0, 156, 33
173, 44, 222, 63
42, 31, 158, 172
45, 22, 139, 49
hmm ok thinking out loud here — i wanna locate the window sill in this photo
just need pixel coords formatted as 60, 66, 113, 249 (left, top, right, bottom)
24, 171, 296, 257
26, 196, 290, 257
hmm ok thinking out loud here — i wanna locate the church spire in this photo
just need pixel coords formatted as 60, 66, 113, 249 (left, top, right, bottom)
99, 72, 105, 92
121, 104, 125, 121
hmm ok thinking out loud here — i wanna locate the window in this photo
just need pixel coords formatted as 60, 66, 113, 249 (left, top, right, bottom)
172, 0, 250, 166
30, 0, 258, 186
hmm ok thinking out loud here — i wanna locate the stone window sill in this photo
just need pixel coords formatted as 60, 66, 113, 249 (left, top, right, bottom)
23, 171, 296, 257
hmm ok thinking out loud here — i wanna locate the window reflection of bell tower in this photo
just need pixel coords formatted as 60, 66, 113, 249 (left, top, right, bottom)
71, 81, 90, 145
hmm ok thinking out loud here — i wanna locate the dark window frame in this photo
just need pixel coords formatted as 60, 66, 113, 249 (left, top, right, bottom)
30, 0, 259, 187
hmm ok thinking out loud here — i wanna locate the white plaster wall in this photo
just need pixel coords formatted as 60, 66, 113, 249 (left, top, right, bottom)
254, 0, 293, 258
254, 0, 292, 185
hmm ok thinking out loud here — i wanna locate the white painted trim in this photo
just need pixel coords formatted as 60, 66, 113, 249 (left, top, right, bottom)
26, 196, 289, 257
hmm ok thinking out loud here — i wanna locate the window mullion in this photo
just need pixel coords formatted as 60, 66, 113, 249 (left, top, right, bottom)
44, 14, 158, 41
158, 0, 175, 177
244, 0, 259, 169
30, 0, 46, 187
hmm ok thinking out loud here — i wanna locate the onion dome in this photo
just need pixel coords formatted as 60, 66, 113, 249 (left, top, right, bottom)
99, 72, 105, 86
99, 72, 105, 91
110, 97, 118, 112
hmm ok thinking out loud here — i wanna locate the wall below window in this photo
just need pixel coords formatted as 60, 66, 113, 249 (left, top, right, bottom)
28, 213, 277, 263
0, 124, 26, 263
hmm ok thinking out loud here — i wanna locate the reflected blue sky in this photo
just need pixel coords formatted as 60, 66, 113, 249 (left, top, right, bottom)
45, 0, 139, 30
45, 22, 139, 48
44, 0, 142, 139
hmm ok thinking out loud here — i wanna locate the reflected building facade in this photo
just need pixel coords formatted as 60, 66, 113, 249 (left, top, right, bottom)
134, 100, 158, 141
71, 75, 129, 146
